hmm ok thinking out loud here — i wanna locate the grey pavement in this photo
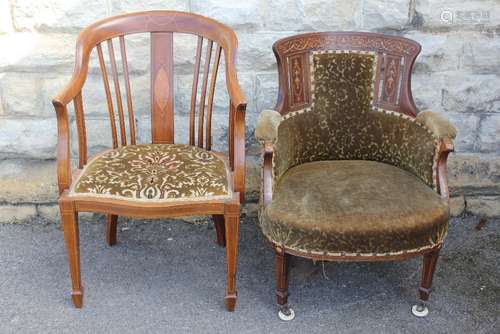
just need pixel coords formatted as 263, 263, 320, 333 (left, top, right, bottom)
0, 214, 498, 334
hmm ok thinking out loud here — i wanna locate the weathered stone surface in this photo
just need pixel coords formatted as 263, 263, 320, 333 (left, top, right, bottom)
0, 72, 44, 116
358, 0, 410, 30
191, 0, 262, 31
255, 72, 279, 113
12, 0, 110, 32
448, 153, 500, 196
0, 0, 498, 222
37, 204, 60, 222
0, 119, 57, 159
111, 0, 188, 14
0, 0, 13, 33
0, 33, 75, 73
0, 159, 58, 203
467, 196, 500, 218
0, 204, 37, 223
302, 0, 359, 30
412, 72, 500, 114
415, 0, 499, 29
445, 113, 481, 153
477, 114, 500, 153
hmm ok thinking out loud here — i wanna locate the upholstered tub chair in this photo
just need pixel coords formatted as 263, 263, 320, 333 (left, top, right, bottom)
255, 32, 456, 320
52, 11, 246, 311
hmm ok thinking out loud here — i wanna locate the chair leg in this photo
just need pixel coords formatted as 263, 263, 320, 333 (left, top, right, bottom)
60, 202, 83, 308
412, 248, 441, 317
106, 214, 118, 246
276, 247, 295, 321
212, 214, 226, 247
223, 203, 240, 311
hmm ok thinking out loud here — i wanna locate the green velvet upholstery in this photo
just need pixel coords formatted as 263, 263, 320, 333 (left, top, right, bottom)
273, 52, 439, 189
258, 50, 454, 255
260, 160, 448, 255
255, 109, 282, 143
416, 111, 457, 140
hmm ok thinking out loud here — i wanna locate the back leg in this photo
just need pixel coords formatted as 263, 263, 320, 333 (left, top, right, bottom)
106, 214, 118, 246
276, 247, 295, 321
212, 214, 226, 247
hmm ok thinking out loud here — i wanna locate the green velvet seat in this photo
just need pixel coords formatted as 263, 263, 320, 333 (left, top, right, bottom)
261, 160, 448, 256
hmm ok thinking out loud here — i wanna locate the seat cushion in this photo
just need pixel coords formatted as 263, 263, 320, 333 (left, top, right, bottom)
260, 160, 449, 256
70, 144, 232, 202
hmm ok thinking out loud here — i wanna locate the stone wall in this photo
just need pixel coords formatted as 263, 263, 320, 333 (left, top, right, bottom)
0, 0, 498, 222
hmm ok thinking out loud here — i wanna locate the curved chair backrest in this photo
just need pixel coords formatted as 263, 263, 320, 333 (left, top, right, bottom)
57, 11, 243, 168
272, 32, 421, 117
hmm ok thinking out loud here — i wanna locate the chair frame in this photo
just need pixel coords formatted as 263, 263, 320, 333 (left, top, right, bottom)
53, 11, 246, 311
261, 32, 454, 316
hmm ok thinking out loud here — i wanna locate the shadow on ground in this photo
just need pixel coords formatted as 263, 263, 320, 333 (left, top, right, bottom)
0, 215, 498, 333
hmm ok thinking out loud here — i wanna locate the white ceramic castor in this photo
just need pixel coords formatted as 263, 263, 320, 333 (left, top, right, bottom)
412, 303, 429, 317
278, 305, 295, 321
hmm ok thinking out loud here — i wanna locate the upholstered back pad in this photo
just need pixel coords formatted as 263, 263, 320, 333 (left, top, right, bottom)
274, 51, 438, 189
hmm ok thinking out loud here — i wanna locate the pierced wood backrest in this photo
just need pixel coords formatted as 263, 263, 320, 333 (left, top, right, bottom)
273, 32, 421, 117
70, 11, 239, 167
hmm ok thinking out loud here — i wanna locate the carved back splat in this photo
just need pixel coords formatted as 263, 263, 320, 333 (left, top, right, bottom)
273, 32, 421, 117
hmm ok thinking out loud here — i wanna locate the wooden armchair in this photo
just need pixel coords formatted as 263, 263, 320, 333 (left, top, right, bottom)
255, 32, 456, 320
52, 11, 246, 311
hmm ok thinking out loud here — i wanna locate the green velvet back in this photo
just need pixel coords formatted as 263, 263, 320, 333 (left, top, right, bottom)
274, 51, 438, 189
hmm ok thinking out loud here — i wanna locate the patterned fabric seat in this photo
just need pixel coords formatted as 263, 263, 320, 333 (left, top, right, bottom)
70, 144, 232, 202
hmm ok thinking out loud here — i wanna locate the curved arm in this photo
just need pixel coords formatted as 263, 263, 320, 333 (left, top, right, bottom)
261, 142, 274, 208
230, 102, 246, 203
224, 44, 247, 111
53, 101, 72, 194
416, 111, 457, 140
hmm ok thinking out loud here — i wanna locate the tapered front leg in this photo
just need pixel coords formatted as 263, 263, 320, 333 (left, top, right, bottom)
223, 201, 240, 311
212, 215, 226, 247
412, 247, 441, 317
419, 248, 441, 301
106, 214, 118, 246
60, 200, 83, 308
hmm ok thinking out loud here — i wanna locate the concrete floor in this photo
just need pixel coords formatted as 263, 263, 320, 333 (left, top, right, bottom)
0, 214, 498, 334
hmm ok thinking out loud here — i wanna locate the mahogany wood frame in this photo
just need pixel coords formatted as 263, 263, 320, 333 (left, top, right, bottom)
53, 11, 246, 311
262, 32, 454, 310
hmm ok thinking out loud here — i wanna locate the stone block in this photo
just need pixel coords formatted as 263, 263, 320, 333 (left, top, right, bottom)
302, 0, 359, 30
0, 204, 37, 223
111, 0, 188, 14
12, 0, 110, 33
0, 159, 58, 203
191, 0, 262, 31
448, 153, 500, 196
0, 118, 57, 159
477, 114, 500, 153
357, 0, 410, 30
0, 33, 75, 73
467, 196, 500, 218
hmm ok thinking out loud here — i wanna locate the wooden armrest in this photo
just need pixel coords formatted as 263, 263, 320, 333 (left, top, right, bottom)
262, 141, 275, 207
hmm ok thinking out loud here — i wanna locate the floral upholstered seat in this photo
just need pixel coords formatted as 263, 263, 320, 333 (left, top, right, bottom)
70, 144, 232, 202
